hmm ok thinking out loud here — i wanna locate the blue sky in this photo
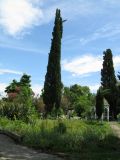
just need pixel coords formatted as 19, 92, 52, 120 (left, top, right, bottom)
0, 0, 120, 96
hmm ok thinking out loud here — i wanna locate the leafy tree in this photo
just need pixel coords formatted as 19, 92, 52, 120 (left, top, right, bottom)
20, 74, 31, 87
5, 74, 32, 99
3, 74, 35, 121
5, 79, 19, 93
101, 49, 117, 119
75, 95, 92, 117
43, 9, 63, 113
62, 84, 95, 117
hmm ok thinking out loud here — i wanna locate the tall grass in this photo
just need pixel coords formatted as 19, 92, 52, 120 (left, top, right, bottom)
0, 117, 112, 153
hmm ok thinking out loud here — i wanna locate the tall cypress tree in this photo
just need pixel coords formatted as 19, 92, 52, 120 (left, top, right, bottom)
101, 49, 117, 119
43, 9, 63, 113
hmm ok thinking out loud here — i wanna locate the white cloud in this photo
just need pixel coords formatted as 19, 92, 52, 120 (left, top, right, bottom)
0, 0, 102, 37
0, 43, 46, 54
62, 54, 120, 76
32, 84, 43, 96
0, 0, 43, 36
0, 0, 119, 38
0, 83, 7, 97
0, 69, 22, 75
38, 0, 120, 25
80, 24, 120, 45
114, 56, 120, 67
62, 55, 102, 76
89, 84, 100, 93
40, 0, 100, 24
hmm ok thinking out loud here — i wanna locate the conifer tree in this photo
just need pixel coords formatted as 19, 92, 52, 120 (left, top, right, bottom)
43, 9, 63, 113
101, 49, 117, 119
96, 88, 104, 119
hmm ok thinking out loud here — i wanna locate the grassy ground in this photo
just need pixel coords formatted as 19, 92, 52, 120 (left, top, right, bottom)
0, 117, 120, 160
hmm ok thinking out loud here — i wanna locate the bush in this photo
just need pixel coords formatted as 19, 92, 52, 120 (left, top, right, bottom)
0, 100, 37, 122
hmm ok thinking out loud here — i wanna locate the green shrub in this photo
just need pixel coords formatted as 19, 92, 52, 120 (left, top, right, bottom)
0, 97, 38, 122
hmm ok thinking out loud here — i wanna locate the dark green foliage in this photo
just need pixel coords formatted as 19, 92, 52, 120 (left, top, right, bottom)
5, 74, 31, 95
101, 49, 116, 88
96, 87, 104, 119
43, 9, 63, 113
20, 74, 31, 87
101, 49, 117, 119
5, 79, 19, 93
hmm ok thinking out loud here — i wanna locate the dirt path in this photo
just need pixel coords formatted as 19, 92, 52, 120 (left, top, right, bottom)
110, 122, 120, 138
0, 134, 63, 160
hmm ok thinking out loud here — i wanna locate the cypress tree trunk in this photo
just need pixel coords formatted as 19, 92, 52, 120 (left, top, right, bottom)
101, 49, 117, 120
43, 9, 63, 113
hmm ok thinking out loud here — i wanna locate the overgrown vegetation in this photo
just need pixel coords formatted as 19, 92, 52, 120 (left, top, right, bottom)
0, 117, 113, 153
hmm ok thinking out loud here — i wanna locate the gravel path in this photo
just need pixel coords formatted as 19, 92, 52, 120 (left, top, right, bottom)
0, 134, 63, 160
110, 122, 120, 138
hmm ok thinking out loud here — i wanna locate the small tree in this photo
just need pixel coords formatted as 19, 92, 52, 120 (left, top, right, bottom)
62, 84, 95, 117
43, 9, 63, 114
96, 87, 104, 119
3, 74, 35, 121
